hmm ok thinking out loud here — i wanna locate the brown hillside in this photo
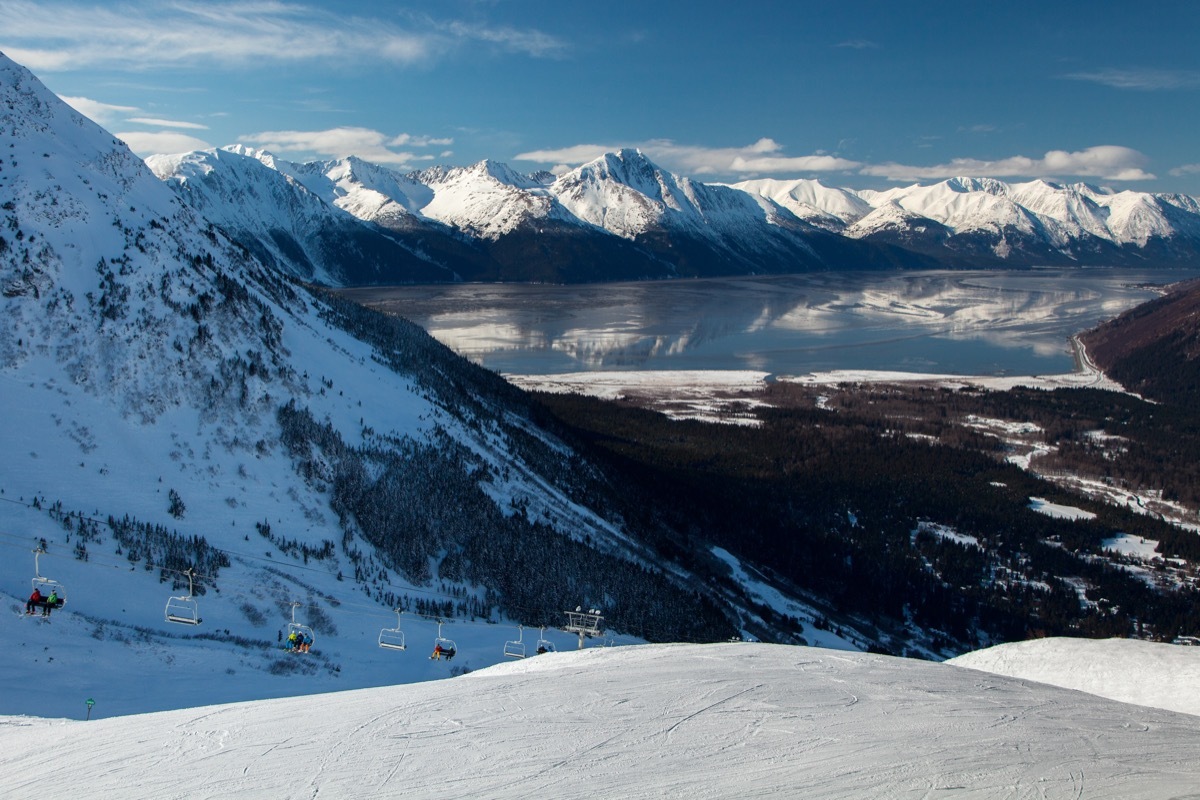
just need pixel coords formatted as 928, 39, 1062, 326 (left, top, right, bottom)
1080, 277, 1200, 402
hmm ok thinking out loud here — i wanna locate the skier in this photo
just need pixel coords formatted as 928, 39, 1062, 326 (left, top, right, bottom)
43, 589, 58, 617
25, 588, 43, 614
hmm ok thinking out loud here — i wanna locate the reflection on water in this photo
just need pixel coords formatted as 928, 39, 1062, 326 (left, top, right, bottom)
340, 268, 1196, 377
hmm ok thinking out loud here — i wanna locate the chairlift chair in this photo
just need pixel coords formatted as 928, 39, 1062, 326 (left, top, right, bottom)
535, 626, 556, 655
164, 568, 201, 626
378, 608, 407, 651
503, 625, 526, 659
431, 620, 457, 660
287, 601, 315, 653
30, 548, 66, 609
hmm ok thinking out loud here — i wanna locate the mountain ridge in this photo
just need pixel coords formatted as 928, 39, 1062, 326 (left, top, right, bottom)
147, 142, 1200, 286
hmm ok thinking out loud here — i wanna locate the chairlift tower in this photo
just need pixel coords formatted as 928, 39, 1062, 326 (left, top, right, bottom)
563, 607, 604, 650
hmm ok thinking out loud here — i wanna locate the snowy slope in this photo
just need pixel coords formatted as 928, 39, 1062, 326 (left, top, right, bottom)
275, 151, 434, 227
3, 643, 1200, 799
2, 50, 770, 717
551, 149, 799, 241
949, 636, 1200, 717
732, 177, 874, 230
415, 159, 577, 239
146, 147, 452, 285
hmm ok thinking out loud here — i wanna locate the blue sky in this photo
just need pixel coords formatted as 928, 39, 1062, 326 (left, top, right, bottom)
4, 0, 1199, 193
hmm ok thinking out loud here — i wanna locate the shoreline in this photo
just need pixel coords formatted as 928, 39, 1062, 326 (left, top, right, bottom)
507, 337, 1126, 399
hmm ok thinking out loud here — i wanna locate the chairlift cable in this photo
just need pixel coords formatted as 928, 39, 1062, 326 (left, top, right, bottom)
0, 496, 719, 644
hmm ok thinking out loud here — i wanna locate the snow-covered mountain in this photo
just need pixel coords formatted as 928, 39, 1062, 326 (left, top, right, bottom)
732, 177, 875, 231
145, 147, 454, 285
150, 146, 939, 283
154, 141, 1200, 285
2, 50, 803, 712
739, 175, 1200, 267
4, 642, 1200, 798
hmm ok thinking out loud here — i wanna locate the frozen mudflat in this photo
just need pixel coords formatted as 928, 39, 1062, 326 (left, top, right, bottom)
3, 642, 1200, 799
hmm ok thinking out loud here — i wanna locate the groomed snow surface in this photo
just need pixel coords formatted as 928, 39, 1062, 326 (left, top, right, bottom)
3, 641, 1200, 799
948, 637, 1200, 718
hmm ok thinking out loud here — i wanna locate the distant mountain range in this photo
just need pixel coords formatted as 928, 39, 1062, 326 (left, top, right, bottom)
147, 146, 1200, 286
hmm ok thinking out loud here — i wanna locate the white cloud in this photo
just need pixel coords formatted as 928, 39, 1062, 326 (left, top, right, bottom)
1063, 67, 1200, 91
57, 95, 140, 124
390, 133, 454, 148
127, 117, 210, 131
442, 20, 567, 58
515, 138, 860, 177
729, 154, 863, 173
239, 126, 445, 166
1169, 163, 1200, 177
0, 0, 564, 71
116, 130, 212, 156
2, 46, 75, 71
516, 143, 618, 165
859, 146, 1155, 182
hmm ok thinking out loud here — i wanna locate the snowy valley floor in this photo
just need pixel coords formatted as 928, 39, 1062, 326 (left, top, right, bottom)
2, 642, 1199, 799
507, 355, 1125, 426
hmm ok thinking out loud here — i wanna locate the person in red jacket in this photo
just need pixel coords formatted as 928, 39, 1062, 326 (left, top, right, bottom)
25, 588, 43, 615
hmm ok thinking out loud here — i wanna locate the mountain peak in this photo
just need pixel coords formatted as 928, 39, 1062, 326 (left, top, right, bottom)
465, 158, 541, 188
944, 176, 1009, 196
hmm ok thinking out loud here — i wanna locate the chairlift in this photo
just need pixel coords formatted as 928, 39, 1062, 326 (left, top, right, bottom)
430, 620, 457, 661
535, 626, 556, 655
503, 625, 526, 659
563, 608, 604, 650
164, 568, 201, 626
287, 601, 315, 653
378, 608, 407, 651
29, 548, 66, 609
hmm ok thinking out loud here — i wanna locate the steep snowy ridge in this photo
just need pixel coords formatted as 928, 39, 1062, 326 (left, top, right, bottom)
545, 149, 825, 271
294, 154, 432, 226
552, 149, 782, 241
146, 147, 453, 284
416, 158, 581, 239
1, 50, 760, 716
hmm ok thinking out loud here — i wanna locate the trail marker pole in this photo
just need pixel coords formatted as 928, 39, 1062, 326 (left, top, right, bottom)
86, 698, 95, 721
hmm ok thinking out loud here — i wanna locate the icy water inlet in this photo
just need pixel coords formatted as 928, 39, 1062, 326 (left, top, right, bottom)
342, 268, 1196, 377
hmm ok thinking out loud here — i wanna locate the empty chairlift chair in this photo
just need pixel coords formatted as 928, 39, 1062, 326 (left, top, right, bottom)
503, 625, 526, 659
164, 568, 201, 626
378, 608, 407, 651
